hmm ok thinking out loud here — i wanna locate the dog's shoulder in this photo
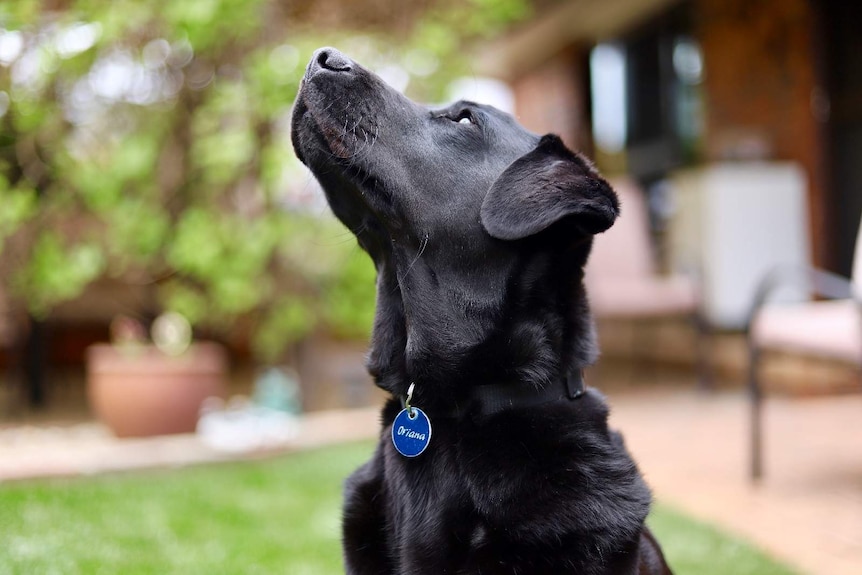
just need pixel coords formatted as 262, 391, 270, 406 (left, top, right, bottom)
457, 389, 652, 546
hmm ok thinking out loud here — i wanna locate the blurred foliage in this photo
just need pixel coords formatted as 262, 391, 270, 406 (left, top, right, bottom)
0, 0, 529, 361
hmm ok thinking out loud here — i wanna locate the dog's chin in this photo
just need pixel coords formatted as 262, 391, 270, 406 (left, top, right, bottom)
293, 81, 371, 163
290, 91, 320, 166
292, 96, 347, 165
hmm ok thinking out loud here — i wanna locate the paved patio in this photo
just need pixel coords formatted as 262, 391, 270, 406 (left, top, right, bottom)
608, 387, 862, 575
0, 407, 381, 480
2, 383, 861, 575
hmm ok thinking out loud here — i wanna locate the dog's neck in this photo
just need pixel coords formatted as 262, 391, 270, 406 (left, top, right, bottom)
365, 237, 598, 413
405, 370, 588, 420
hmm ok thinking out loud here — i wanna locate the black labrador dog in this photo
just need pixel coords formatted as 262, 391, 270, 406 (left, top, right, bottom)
291, 47, 672, 575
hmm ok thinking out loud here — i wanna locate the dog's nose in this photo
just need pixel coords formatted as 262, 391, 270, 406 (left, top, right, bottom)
307, 47, 353, 77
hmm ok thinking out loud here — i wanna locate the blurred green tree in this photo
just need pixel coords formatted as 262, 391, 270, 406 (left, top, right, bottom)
0, 0, 528, 362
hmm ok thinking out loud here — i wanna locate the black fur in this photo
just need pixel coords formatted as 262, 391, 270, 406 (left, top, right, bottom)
291, 47, 672, 575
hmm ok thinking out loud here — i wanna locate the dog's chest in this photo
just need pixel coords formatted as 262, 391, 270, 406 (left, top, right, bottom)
376, 405, 652, 574
382, 430, 477, 562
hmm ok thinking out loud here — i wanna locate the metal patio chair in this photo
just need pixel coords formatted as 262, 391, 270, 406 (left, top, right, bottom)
746, 215, 862, 481
585, 177, 710, 386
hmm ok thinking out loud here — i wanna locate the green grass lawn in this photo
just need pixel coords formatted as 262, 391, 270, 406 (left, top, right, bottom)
0, 441, 799, 575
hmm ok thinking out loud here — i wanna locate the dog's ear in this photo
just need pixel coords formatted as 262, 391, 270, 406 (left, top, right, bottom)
480, 135, 619, 241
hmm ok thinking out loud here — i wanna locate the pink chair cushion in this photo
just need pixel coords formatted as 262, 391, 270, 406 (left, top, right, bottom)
752, 299, 862, 362
588, 275, 699, 318
585, 177, 699, 319
587, 178, 655, 280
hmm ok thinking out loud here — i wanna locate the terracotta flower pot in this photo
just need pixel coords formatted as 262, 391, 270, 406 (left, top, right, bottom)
86, 341, 228, 437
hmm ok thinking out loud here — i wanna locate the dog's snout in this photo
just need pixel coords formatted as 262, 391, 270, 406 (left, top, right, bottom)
307, 47, 353, 76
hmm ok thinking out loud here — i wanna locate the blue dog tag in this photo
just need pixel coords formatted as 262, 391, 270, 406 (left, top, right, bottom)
391, 407, 432, 457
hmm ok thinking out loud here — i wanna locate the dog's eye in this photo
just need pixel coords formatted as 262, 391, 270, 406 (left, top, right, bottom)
454, 110, 475, 125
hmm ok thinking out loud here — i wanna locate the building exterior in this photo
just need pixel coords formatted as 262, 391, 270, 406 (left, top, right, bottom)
480, 0, 861, 278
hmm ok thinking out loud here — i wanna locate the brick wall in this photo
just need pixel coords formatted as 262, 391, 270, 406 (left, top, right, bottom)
510, 47, 592, 152
696, 0, 829, 267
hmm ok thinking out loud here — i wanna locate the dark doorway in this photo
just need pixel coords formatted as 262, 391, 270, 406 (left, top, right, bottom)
819, 0, 862, 277
623, 3, 703, 182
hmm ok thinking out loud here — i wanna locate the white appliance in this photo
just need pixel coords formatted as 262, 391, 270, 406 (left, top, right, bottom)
667, 162, 810, 329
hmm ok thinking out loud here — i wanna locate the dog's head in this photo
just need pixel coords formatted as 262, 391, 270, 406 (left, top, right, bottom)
292, 48, 618, 401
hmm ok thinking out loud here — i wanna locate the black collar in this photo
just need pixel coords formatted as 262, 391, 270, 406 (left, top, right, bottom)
400, 371, 587, 419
